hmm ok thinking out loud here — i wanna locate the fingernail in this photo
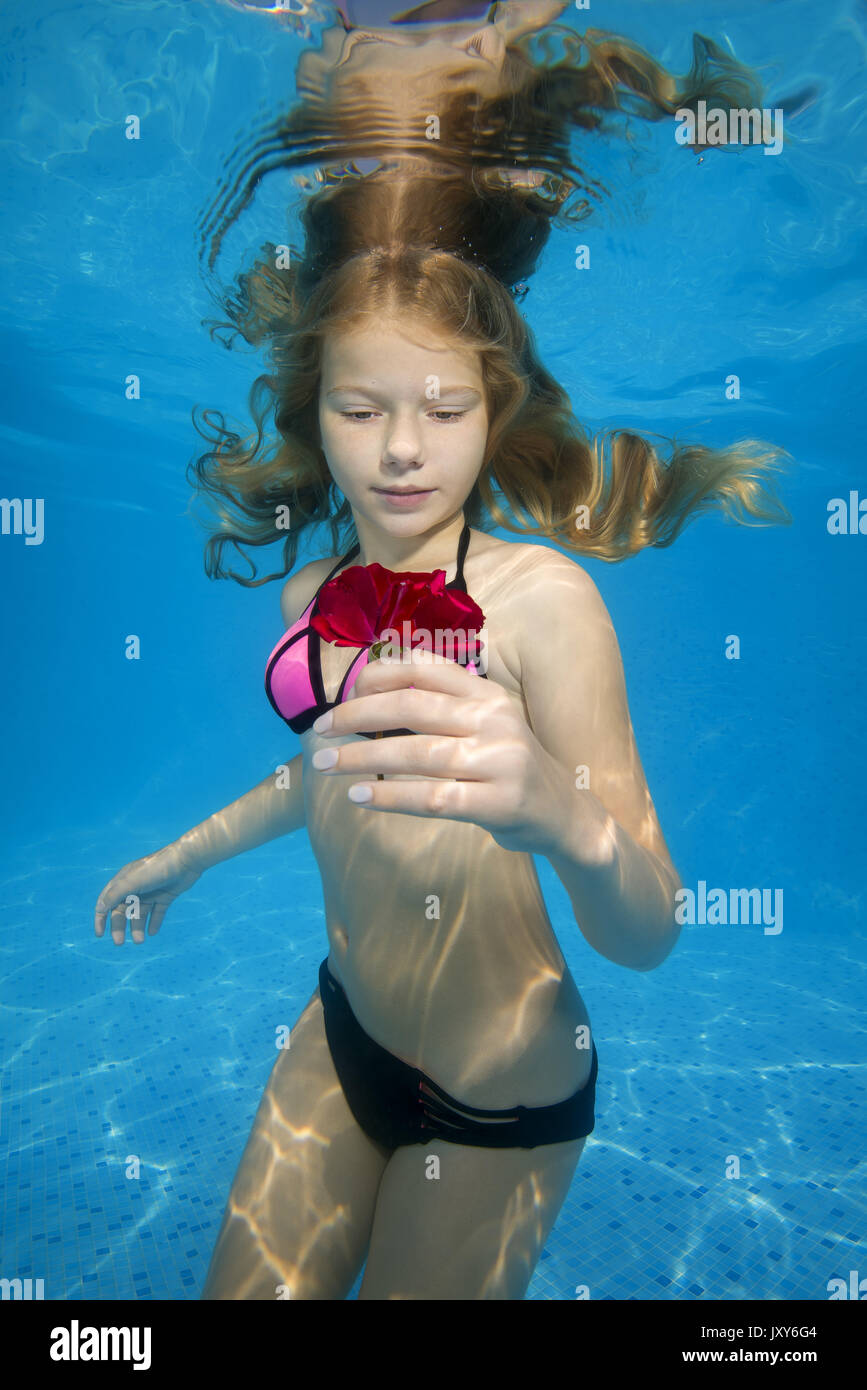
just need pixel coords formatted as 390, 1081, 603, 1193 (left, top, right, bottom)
348, 784, 373, 803
313, 711, 333, 733
312, 747, 339, 770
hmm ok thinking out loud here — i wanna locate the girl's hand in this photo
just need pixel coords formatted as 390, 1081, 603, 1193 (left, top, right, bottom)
311, 647, 570, 856
94, 841, 203, 946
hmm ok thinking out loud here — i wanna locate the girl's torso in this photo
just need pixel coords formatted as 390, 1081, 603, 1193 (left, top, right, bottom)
296, 528, 595, 1108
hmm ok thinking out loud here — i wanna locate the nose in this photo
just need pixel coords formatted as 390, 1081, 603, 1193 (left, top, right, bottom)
381, 414, 426, 466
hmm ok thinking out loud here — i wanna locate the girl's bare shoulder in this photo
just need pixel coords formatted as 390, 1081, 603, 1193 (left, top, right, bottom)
279, 556, 338, 630
472, 533, 587, 595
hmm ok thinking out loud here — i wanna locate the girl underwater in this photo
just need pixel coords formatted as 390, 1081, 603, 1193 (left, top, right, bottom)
95, 2, 792, 1299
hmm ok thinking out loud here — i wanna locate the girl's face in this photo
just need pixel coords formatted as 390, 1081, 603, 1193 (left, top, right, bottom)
318, 320, 489, 535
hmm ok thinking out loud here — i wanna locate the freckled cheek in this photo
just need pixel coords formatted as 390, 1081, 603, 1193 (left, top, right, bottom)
318, 436, 356, 484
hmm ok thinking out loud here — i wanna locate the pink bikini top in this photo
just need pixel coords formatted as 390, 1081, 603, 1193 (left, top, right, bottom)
264, 521, 487, 739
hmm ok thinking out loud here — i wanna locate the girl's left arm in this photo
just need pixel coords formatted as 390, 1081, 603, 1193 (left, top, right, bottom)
515, 554, 684, 973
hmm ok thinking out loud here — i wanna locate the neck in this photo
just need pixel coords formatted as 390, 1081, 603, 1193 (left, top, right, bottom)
355, 515, 466, 576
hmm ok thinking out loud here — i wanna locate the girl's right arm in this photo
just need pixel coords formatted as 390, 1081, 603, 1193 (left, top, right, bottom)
176, 557, 323, 875
94, 562, 325, 945
94, 755, 305, 945
177, 755, 305, 872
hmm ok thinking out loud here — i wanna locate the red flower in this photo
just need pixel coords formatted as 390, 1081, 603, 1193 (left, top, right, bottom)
311, 560, 486, 665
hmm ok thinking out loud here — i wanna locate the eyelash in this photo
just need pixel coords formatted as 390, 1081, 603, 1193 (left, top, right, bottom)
340, 410, 466, 424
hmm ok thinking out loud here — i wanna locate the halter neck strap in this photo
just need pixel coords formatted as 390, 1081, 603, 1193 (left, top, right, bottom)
339, 520, 471, 588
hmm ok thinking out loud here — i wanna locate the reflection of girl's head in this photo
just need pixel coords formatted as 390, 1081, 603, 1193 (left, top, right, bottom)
199, 19, 780, 284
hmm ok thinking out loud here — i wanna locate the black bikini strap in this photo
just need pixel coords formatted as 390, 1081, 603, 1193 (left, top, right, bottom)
451, 521, 471, 592
321, 523, 468, 588
331, 543, 359, 576
315, 542, 359, 594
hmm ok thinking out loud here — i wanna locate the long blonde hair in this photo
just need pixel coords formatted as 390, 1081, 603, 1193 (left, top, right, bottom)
188, 239, 789, 583
188, 21, 792, 583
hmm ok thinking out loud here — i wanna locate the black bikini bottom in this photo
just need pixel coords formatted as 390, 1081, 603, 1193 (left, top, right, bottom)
318, 957, 598, 1151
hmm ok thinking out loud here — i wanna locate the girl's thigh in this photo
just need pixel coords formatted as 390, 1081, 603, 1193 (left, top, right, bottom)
359, 1133, 586, 1299
202, 982, 391, 1301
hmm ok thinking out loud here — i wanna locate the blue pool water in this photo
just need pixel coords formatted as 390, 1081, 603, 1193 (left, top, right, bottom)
1, 0, 864, 1300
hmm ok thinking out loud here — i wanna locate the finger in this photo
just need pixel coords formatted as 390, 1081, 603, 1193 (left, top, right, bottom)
109, 904, 128, 945
96, 877, 140, 939
130, 902, 148, 944
94, 899, 110, 938
148, 901, 170, 936
345, 773, 494, 823
317, 731, 471, 781
95, 879, 124, 937
325, 688, 472, 738
363, 646, 480, 690
328, 650, 488, 734
130, 898, 152, 943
